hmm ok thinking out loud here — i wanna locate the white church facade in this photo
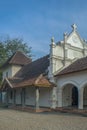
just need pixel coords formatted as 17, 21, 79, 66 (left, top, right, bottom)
49, 24, 87, 110
1, 24, 87, 111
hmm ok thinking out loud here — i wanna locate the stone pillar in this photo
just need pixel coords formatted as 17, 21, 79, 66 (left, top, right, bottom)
22, 88, 25, 107
58, 89, 62, 107
51, 87, 57, 109
36, 87, 39, 109
78, 88, 83, 109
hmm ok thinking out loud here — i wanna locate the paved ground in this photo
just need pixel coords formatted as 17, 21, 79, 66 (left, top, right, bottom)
0, 109, 87, 130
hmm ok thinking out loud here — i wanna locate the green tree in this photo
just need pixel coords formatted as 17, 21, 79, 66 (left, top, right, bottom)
5, 38, 32, 58
0, 37, 32, 84
0, 42, 7, 65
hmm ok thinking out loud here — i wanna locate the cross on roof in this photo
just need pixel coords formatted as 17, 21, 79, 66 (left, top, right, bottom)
71, 24, 77, 31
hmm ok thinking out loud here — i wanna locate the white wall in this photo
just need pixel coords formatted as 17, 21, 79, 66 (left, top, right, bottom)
67, 48, 83, 59
62, 85, 72, 107
3, 65, 12, 79
3, 65, 22, 80
56, 70, 87, 89
15, 88, 22, 105
12, 65, 22, 77
67, 33, 83, 49
50, 44, 84, 73
8, 90, 13, 104
39, 88, 52, 107
56, 70, 87, 107
13, 87, 52, 108
2, 92, 7, 103
25, 87, 36, 106
83, 87, 87, 106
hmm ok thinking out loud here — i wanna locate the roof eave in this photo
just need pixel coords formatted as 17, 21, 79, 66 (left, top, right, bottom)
55, 68, 87, 77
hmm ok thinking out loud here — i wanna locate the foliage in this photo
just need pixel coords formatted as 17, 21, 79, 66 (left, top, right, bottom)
5, 38, 32, 58
0, 37, 32, 84
0, 42, 7, 65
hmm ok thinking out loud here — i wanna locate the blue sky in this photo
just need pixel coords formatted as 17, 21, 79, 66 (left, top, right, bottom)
0, 0, 87, 59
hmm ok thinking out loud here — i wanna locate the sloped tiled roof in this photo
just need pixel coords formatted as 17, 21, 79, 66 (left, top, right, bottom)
1, 51, 31, 68
8, 74, 53, 88
15, 55, 49, 79
1, 55, 54, 89
55, 56, 87, 76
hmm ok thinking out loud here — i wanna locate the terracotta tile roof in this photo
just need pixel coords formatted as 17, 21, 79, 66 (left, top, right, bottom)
1, 51, 31, 68
55, 56, 87, 76
1, 55, 55, 89
9, 74, 53, 88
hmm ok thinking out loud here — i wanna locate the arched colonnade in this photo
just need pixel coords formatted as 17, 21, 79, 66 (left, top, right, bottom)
58, 81, 87, 109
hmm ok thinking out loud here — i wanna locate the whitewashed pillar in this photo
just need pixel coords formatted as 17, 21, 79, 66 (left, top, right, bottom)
58, 88, 62, 107
78, 88, 83, 109
51, 87, 57, 109
36, 87, 39, 109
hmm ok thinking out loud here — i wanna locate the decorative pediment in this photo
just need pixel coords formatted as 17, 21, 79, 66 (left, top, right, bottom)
66, 24, 84, 49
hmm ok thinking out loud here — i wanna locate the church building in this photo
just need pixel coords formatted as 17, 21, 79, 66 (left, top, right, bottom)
1, 24, 87, 111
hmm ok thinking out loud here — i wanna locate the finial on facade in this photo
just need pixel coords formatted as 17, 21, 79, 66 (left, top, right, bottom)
64, 32, 67, 41
51, 37, 55, 45
71, 24, 77, 31
64, 32, 67, 37
51, 37, 54, 43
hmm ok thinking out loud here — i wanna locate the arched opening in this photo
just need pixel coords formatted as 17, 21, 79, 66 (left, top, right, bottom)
83, 86, 87, 108
62, 84, 78, 108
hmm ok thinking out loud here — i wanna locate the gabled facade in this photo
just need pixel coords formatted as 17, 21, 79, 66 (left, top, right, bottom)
1, 51, 31, 79
53, 24, 87, 110
49, 24, 87, 82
